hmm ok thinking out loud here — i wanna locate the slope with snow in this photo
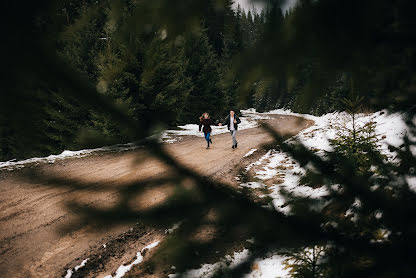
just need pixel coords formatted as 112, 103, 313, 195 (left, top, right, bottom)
241, 109, 413, 215
172, 108, 414, 277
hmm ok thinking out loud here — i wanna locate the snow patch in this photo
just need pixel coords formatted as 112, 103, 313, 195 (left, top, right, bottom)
168, 249, 251, 278
244, 149, 258, 157
165, 222, 182, 234
65, 258, 89, 278
248, 254, 290, 278
246, 150, 272, 171
104, 241, 160, 278
240, 109, 411, 215
0, 142, 141, 171
168, 248, 290, 278
240, 181, 266, 189
407, 176, 416, 193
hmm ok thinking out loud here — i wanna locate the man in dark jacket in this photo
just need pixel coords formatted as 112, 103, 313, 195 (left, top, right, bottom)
221, 110, 241, 149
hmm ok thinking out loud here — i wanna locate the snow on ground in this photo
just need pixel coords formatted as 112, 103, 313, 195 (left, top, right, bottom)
248, 253, 290, 278
372, 111, 416, 157
246, 150, 273, 172
168, 249, 250, 278
240, 181, 266, 189
244, 149, 258, 157
0, 142, 141, 171
242, 109, 413, 215
165, 221, 182, 234
168, 249, 290, 278
104, 241, 160, 278
65, 258, 89, 278
242, 109, 412, 275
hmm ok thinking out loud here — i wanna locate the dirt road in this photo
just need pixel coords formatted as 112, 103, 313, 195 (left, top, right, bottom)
0, 115, 312, 278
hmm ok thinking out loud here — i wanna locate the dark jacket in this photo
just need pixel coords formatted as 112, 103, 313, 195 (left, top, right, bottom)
222, 115, 241, 130
199, 118, 218, 134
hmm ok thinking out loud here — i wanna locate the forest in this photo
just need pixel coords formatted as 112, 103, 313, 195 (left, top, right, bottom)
2, 0, 264, 160
2, 0, 363, 161
1, 0, 416, 277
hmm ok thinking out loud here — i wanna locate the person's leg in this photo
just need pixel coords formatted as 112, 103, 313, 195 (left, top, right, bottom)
232, 130, 237, 147
205, 132, 210, 148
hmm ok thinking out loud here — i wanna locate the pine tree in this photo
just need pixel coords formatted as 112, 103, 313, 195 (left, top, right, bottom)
139, 37, 192, 127
201, 0, 224, 56
223, 4, 243, 57
246, 10, 254, 47
180, 30, 224, 123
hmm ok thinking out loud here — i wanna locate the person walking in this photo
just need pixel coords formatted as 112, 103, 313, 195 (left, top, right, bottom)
199, 112, 218, 149
222, 110, 241, 149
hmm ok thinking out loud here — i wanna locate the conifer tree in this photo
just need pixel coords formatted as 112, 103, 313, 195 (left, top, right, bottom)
139, 37, 192, 127
180, 30, 224, 123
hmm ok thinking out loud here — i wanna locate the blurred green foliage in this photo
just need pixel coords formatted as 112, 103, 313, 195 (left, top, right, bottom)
1, 0, 416, 277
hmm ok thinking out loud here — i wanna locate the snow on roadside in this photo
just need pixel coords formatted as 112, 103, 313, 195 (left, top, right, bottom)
280, 109, 414, 157
248, 253, 290, 278
372, 110, 415, 157
168, 249, 250, 278
240, 181, 266, 189
104, 241, 160, 278
244, 149, 258, 157
168, 249, 290, 278
240, 109, 413, 214
0, 142, 141, 171
246, 150, 273, 172
65, 258, 89, 278
165, 221, 182, 234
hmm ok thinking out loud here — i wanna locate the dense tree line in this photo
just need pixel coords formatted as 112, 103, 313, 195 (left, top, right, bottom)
0, 0, 354, 161
0, 0, 283, 161
2, 0, 414, 162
